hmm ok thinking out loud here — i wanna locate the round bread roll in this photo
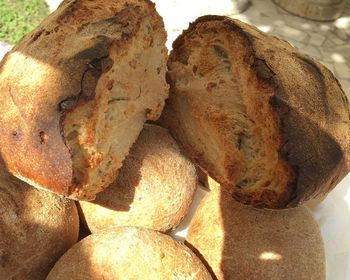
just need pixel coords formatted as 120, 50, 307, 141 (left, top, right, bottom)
46, 226, 212, 280
0, 168, 79, 280
79, 124, 198, 232
0, 0, 168, 200
186, 181, 325, 280
161, 15, 350, 208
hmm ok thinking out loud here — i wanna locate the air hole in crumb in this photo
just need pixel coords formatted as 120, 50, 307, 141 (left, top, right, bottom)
237, 179, 250, 188
206, 82, 217, 91
107, 80, 114, 90
39, 131, 48, 144
101, 57, 114, 73
59, 97, 76, 112
145, 108, 152, 117
213, 45, 229, 59
178, 52, 189, 65
67, 130, 79, 141
31, 29, 44, 43
263, 181, 271, 187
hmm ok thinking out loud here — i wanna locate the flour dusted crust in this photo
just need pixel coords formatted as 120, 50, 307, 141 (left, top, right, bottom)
186, 183, 325, 280
0, 0, 168, 200
79, 124, 198, 232
0, 167, 79, 280
46, 227, 212, 280
161, 15, 350, 208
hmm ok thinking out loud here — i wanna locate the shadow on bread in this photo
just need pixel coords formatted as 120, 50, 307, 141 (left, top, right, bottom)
0, 157, 80, 280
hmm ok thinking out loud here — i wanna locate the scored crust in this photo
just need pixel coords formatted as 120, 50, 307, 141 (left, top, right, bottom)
0, 0, 168, 200
46, 227, 212, 280
79, 124, 198, 232
161, 15, 350, 208
186, 183, 325, 280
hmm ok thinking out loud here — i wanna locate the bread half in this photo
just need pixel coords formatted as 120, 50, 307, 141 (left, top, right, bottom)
0, 0, 168, 200
161, 15, 350, 208
186, 182, 325, 280
47, 226, 212, 280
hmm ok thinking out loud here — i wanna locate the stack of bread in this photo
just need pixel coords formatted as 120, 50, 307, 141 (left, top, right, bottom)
0, 0, 349, 279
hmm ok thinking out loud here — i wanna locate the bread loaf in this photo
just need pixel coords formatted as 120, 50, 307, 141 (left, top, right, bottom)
79, 124, 197, 232
161, 15, 350, 208
0, 166, 79, 280
0, 0, 168, 200
186, 179, 325, 280
47, 226, 213, 279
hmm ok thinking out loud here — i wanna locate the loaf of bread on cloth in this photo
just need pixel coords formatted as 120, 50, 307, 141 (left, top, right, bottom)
0, 166, 79, 280
161, 15, 350, 208
46, 226, 213, 280
0, 0, 168, 200
79, 124, 198, 232
186, 178, 325, 280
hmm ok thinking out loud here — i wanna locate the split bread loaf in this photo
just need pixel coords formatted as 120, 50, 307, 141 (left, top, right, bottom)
161, 15, 350, 208
79, 124, 198, 232
46, 226, 213, 280
186, 178, 325, 280
0, 166, 79, 280
0, 0, 168, 200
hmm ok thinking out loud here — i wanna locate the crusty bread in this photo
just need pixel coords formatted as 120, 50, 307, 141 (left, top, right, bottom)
46, 226, 212, 279
0, 0, 168, 200
79, 124, 197, 232
160, 15, 350, 208
186, 180, 325, 280
0, 166, 79, 280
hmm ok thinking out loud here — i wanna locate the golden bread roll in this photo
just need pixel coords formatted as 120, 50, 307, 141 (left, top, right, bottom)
186, 180, 325, 280
79, 124, 197, 232
0, 0, 168, 200
47, 226, 212, 280
0, 168, 79, 280
161, 15, 350, 208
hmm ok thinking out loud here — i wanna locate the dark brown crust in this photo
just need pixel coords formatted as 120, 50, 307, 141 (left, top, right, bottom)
164, 15, 350, 208
0, 0, 162, 196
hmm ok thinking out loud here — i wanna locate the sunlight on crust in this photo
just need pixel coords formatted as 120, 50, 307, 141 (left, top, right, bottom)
259, 251, 283, 261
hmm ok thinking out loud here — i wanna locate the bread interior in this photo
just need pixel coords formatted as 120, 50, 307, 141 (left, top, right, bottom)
168, 21, 294, 206
63, 19, 167, 200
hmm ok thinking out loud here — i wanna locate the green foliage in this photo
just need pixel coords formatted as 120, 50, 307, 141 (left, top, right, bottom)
0, 0, 49, 44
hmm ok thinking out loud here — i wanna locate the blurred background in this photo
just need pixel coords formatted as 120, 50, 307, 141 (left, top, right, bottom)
0, 0, 49, 44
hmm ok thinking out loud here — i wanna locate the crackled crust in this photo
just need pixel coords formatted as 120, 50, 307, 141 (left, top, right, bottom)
161, 15, 350, 208
0, 0, 168, 199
